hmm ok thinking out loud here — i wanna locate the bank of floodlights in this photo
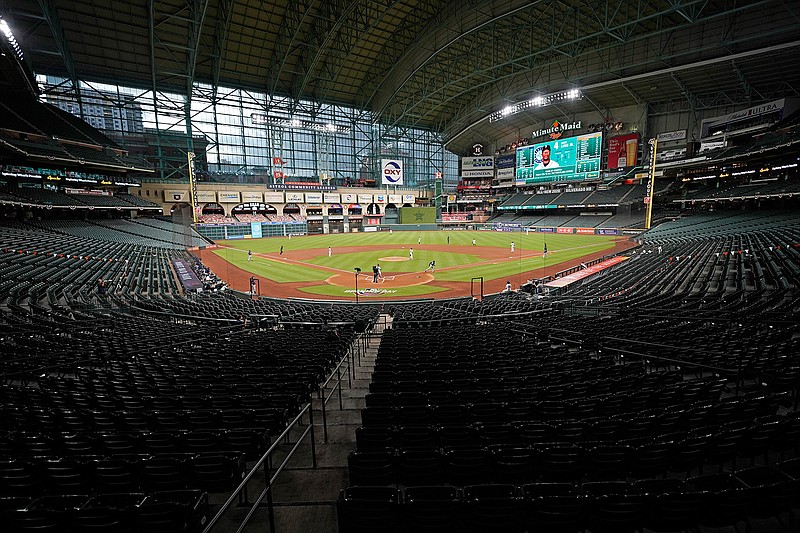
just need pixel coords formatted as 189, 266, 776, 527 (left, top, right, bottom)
250, 113, 350, 134
488, 88, 582, 123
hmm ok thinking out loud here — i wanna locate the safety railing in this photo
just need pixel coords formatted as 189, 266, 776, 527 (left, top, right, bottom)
202, 340, 355, 533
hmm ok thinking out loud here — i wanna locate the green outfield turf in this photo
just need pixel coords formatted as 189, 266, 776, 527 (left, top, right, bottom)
214, 230, 621, 287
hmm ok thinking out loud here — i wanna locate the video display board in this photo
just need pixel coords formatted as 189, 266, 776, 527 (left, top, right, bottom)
515, 132, 602, 185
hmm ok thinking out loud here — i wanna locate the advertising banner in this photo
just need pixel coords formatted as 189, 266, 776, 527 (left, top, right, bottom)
172, 259, 203, 291
164, 190, 189, 202
597, 228, 618, 235
358, 194, 373, 204
241, 191, 263, 203
342, 193, 356, 203
402, 194, 415, 204
196, 191, 217, 202
657, 130, 687, 142
375, 194, 386, 204
576, 228, 595, 234
538, 227, 555, 233
305, 192, 323, 203
461, 156, 494, 170
323, 192, 340, 203
461, 169, 494, 178
381, 159, 404, 185
497, 168, 514, 179
285, 192, 304, 203
557, 227, 574, 234
263, 191, 284, 203
388, 194, 402, 204
218, 191, 241, 203
496, 154, 516, 169
250, 222, 263, 238
608, 133, 639, 168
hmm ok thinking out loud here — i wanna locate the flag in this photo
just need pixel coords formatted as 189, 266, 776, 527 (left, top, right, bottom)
272, 157, 286, 165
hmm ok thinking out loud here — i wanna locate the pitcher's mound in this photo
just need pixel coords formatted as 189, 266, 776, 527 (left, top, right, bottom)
378, 256, 409, 262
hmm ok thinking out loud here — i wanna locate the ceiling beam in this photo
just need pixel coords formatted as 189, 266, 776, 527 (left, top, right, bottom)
36, 0, 80, 94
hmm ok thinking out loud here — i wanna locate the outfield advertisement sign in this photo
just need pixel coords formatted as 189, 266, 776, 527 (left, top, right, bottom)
264, 191, 284, 203
538, 227, 555, 233
305, 192, 323, 203
497, 168, 514, 179
342, 193, 356, 203
242, 192, 263, 202
164, 190, 189, 202
324, 193, 340, 203
218, 191, 241, 203
388, 194, 402, 204
597, 228, 618, 235
358, 194, 373, 204
250, 222, 263, 238
462, 169, 494, 178
496, 154, 516, 169
402, 194, 415, 204
557, 227, 574, 234
381, 159, 404, 185
461, 156, 494, 170
285, 192, 304, 202
196, 191, 217, 202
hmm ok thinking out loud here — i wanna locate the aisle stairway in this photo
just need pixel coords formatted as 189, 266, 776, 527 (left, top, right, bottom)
258, 316, 387, 532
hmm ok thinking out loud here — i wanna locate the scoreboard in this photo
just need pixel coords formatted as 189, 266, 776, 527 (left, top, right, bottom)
516, 131, 603, 185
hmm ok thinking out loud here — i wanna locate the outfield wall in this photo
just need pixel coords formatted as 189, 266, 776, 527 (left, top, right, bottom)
399, 207, 436, 224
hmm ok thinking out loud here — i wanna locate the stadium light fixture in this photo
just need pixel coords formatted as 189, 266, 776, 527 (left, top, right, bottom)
488, 88, 582, 123
249, 113, 350, 134
0, 17, 24, 61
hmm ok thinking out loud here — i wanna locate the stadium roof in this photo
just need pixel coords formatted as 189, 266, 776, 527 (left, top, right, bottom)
4, 0, 800, 154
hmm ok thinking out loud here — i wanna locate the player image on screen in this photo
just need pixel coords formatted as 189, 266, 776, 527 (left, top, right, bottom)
534, 145, 560, 170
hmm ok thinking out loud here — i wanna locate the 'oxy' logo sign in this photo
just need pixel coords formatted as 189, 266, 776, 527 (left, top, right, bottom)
382, 160, 403, 184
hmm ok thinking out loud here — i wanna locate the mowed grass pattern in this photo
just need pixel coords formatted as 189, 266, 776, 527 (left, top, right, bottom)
214, 230, 620, 283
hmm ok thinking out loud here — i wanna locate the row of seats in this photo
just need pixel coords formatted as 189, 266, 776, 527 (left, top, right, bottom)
354, 409, 800, 451
0, 490, 207, 533
359, 394, 769, 429
2, 406, 287, 436
0, 453, 244, 496
347, 424, 800, 487
1, 427, 269, 460
338, 461, 800, 532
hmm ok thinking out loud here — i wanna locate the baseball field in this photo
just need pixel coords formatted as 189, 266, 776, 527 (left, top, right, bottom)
194, 230, 634, 300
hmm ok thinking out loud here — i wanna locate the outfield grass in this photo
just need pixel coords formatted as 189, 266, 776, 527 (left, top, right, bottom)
216, 230, 620, 283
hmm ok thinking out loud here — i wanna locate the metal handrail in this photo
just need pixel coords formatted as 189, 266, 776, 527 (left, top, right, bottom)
202, 403, 315, 533
319, 349, 352, 443
203, 338, 355, 533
